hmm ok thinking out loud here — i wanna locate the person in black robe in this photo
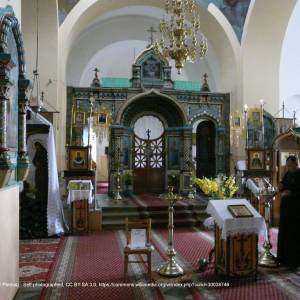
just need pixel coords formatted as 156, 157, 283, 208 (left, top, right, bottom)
33, 142, 48, 203
277, 155, 300, 269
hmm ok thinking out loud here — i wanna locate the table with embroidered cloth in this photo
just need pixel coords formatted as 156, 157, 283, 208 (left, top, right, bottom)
67, 180, 93, 234
206, 199, 267, 278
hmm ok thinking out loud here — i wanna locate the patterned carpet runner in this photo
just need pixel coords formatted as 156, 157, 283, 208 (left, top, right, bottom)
19, 238, 61, 283
37, 228, 300, 300
39, 232, 162, 300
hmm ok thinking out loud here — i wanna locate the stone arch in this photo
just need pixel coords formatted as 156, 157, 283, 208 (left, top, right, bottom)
0, 7, 26, 78
190, 113, 221, 131
116, 89, 188, 126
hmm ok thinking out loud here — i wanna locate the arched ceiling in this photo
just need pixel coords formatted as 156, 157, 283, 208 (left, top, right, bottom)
63, 2, 237, 93
58, 0, 251, 41
66, 11, 220, 89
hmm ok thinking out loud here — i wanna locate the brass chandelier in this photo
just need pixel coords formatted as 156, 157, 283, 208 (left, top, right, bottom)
154, 0, 208, 74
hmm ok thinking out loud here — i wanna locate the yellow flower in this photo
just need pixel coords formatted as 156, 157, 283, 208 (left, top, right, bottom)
217, 190, 225, 199
211, 181, 219, 193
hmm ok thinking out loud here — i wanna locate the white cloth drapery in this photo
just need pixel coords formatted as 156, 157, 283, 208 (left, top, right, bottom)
27, 111, 65, 236
236, 160, 247, 171
67, 180, 94, 204
206, 199, 267, 240
245, 178, 264, 197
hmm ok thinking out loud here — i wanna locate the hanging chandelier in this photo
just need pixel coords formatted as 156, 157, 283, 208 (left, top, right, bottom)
154, 0, 208, 74
29, 0, 43, 112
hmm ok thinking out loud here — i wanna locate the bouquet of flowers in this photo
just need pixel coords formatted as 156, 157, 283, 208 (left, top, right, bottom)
193, 175, 238, 199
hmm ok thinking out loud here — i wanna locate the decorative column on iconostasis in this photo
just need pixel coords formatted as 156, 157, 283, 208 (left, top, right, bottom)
230, 110, 244, 166
0, 53, 13, 187
181, 126, 193, 195
131, 64, 141, 88
17, 78, 31, 181
109, 127, 123, 199
216, 127, 225, 174
114, 144, 122, 201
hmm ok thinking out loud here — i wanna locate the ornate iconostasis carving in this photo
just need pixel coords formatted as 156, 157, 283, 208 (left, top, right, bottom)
0, 7, 30, 187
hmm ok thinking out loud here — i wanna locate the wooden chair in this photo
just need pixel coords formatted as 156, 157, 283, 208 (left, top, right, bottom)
124, 218, 154, 281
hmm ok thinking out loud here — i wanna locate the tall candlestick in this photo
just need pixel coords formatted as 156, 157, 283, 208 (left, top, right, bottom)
258, 191, 278, 267
260, 99, 265, 149
244, 104, 248, 149
157, 187, 184, 276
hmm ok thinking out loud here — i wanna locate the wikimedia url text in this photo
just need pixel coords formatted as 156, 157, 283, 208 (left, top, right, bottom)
0, 281, 230, 288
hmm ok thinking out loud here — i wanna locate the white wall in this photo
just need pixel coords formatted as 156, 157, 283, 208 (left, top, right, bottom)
241, 0, 297, 115
280, 0, 300, 124
76, 40, 218, 91
0, 0, 21, 23
22, 0, 58, 113
0, 185, 19, 300
67, 14, 220, 90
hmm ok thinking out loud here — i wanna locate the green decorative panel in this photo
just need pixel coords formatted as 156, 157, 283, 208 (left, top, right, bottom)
122, 135, 131, 169
102, 77, 131, 88
294, 127, 300, 134
174, 81, 201, 92
168, 136, 181, 170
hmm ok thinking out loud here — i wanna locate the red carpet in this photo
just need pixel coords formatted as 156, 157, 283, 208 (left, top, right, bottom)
40, 232, 162, 300
19, 238, 61, 283
38, 229, 300, 300
155, 228, 299, 300
97, 181, 109, 194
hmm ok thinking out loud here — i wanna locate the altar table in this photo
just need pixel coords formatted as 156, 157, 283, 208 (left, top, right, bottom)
206, 199, 267, 278
67, 180, 93, 234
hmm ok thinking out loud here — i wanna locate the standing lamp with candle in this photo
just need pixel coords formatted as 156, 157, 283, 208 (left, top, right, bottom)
244, 104, 248, 149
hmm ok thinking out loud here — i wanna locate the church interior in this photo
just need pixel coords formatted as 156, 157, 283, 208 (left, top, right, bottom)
1, 0, 300, 299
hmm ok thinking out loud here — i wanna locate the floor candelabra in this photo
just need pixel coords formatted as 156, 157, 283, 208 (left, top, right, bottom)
114, 169, 122, 201
157, 186, 184, 277
187, 170, 195, 200
258, 191, 278, 267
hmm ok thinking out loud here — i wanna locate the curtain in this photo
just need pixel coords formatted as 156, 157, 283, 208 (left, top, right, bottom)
27, 111, 65, 236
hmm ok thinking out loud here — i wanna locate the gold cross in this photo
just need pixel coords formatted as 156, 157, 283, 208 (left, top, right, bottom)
147, 26, 157, 45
